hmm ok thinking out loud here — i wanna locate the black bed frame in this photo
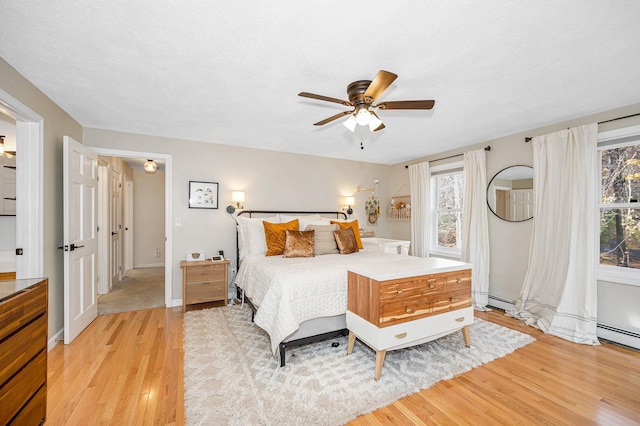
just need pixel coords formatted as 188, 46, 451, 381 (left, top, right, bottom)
235, 210, 349, 367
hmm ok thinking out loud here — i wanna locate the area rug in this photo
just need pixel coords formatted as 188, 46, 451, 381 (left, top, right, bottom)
183, 305, 535, 425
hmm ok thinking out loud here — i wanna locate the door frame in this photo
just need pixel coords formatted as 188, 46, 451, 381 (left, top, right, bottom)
124, 178, 133, 272
0, 88, 43, 278
90, 148, 173, 307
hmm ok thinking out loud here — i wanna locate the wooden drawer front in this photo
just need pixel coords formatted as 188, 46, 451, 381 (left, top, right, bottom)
185, 281, 226, 304
186, 265, 225, 283
0, 283, 47, 341
380, 276, 445, 300
0, 349, 46, 425
380, 295, 430, 325
431, 289, 472, 315
10, 383, 46, 426
0, 313, 46, 386
444, 269, 472, 289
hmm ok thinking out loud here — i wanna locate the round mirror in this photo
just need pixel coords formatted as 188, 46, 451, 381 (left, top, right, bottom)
487, 165, 534, 222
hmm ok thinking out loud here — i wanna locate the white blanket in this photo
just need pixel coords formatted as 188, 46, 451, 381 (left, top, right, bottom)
235, 250, 405, 354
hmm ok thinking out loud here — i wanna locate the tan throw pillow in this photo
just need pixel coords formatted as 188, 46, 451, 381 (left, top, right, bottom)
334, 227, 359, 254
331, 220, 363, 249
305, 224, 339, 255
263, 219, 299, 256
283, 230, 315, 258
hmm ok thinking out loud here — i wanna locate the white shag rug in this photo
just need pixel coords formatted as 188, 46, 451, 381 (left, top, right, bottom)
183, 305, 535, 425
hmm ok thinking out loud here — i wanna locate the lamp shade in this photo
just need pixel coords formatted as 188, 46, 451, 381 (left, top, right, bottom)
231, 190, 245, 204
344, 196, 355, 206
342, 115, 357, 132
143, 159, 158, 174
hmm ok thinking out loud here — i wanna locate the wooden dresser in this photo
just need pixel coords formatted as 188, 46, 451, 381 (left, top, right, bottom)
347, 258, 472, 380
0, 278, 48, 425
181, 259, 229, 312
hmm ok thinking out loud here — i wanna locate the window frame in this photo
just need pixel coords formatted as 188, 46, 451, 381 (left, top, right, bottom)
429, 161, 464, 259
597, 124, 640, 287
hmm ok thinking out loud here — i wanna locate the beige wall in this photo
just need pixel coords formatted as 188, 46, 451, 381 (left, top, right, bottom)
83, 128, 394, 302
133, 169, 165, 267
0, 58, 83, 341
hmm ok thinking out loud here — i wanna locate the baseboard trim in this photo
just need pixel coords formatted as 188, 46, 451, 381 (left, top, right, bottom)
597, 323, 640, 351
134, 263, 165, 268
168, 298, 182, 308
48, 327, 64, 351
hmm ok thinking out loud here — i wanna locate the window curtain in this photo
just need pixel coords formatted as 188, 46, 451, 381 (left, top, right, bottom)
461, 149, 490, 310
509, 124, 599, 345
409, 162, 430, 257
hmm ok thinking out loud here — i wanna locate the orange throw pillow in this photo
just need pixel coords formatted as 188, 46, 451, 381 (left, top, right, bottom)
330, 220, 363, 249
263, 219, 299, 256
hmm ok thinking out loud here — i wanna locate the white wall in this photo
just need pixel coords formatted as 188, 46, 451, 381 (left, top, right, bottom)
133, 169, 165, 267
83, 128, 393, 303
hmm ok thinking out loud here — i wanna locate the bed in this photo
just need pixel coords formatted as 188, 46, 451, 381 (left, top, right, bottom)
233, 210, 409, 366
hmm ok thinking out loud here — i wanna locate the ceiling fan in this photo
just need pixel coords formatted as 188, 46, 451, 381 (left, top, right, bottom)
298, 70, 435, 132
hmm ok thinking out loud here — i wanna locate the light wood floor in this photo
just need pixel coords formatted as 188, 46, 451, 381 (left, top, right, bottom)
46, 307, 640, 425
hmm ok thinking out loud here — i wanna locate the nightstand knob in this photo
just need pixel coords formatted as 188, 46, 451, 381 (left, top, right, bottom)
456, 278, 462, 283
405, 307, 412, 313
429, 284, 435, 289
397, 289, 403, 296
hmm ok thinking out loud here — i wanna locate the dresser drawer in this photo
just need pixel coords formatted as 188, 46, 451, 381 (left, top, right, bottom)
186, 265, 226, 283
380, 295, 430, 325
0, 349, 46, 425
0, 313, 47, 386
431, 289, 472, 314
185, 281, 226, 304
0, 282, 47, 341
380, 275, 445, 300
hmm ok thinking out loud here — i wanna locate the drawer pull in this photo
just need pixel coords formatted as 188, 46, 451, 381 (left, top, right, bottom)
395, 332, 407, 339
456, 278, 462, 283
429, 284, 435, 289
405, 307, 413, 313
450, 297, 458, 302
455, 317, 465, 322
397, 289, 403, 296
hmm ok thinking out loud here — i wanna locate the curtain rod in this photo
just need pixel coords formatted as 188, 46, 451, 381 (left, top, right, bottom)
404, 146, 491, 169
524, 112, 640, 142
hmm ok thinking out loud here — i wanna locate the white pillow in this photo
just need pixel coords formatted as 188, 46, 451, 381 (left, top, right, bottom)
236, 215, 280, 259
279, 214, 329, 231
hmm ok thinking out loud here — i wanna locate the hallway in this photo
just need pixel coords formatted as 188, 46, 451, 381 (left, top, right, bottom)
98, 267, 164, 315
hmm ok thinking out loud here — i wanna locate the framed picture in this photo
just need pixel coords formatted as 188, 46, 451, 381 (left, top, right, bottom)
189, 181, 218, 209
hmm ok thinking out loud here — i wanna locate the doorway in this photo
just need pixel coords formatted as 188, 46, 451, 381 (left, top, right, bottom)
94, 153, 171, 314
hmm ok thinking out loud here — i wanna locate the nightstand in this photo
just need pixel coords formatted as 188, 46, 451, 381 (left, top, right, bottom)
180, 259, 229, 312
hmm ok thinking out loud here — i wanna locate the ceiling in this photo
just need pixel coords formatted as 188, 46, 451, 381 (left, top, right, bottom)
1, 2, 640, 165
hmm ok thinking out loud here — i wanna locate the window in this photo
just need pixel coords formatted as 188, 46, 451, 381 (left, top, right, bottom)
430, 163, 464, 257
598, 126, 640, 285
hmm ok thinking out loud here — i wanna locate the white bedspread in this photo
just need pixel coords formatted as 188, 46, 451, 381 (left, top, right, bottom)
235, 250, 405, 354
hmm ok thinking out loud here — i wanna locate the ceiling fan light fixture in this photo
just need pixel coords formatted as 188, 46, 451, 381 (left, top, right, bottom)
0, 136, 4, 155
355, 108, 371, 126
368, 114, 383, 131
343, 115, 357, 132
143, 159, 158, 174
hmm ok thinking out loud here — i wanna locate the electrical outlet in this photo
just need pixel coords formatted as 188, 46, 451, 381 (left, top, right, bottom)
231, 268, 237, 275
154, 248, 160, 257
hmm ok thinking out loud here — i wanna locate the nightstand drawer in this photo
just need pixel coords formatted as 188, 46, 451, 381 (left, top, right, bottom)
186, 265, 226, 283
185, 281, 226, 304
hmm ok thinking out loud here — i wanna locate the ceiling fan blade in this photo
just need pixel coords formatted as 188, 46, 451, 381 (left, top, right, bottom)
370, 111, 385, 132
363, 70, 398, 104
375, 100, 435, 110
299, 92, 353, 107
313, 110, 353, 126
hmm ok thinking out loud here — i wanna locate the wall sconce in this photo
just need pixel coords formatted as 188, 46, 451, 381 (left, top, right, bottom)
226, 190, 245, 214
343, 196, 355, 215
143, 159, 158, 174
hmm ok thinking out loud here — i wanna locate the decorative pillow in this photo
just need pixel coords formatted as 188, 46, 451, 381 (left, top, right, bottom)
236, 215, 280, 259
283, 230, 315, 258
334, 227, 359, 254
263, 219, 299, 256
331, 220, 363, 249
305, 224, 339, 255
279, 214, 333, 230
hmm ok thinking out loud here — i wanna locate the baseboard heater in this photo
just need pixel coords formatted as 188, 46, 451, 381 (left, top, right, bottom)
488, 295, 640, 351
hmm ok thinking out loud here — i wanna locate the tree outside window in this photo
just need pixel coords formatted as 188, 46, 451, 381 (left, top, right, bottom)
600, 143, 640, 270
433, 171, 464, 254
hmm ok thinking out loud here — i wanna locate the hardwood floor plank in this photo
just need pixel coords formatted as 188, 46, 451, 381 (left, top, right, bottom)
45, 307, 640, 425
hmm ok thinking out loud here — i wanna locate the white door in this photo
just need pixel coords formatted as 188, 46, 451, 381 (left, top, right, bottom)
111, 168, 122, 284
509, 189, 533, 221
63, 136, 98, 344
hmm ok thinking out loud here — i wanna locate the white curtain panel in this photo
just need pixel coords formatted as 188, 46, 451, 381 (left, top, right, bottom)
510, 124, 599, 345
409, 162, 430, 258
461, 149, 490, 310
